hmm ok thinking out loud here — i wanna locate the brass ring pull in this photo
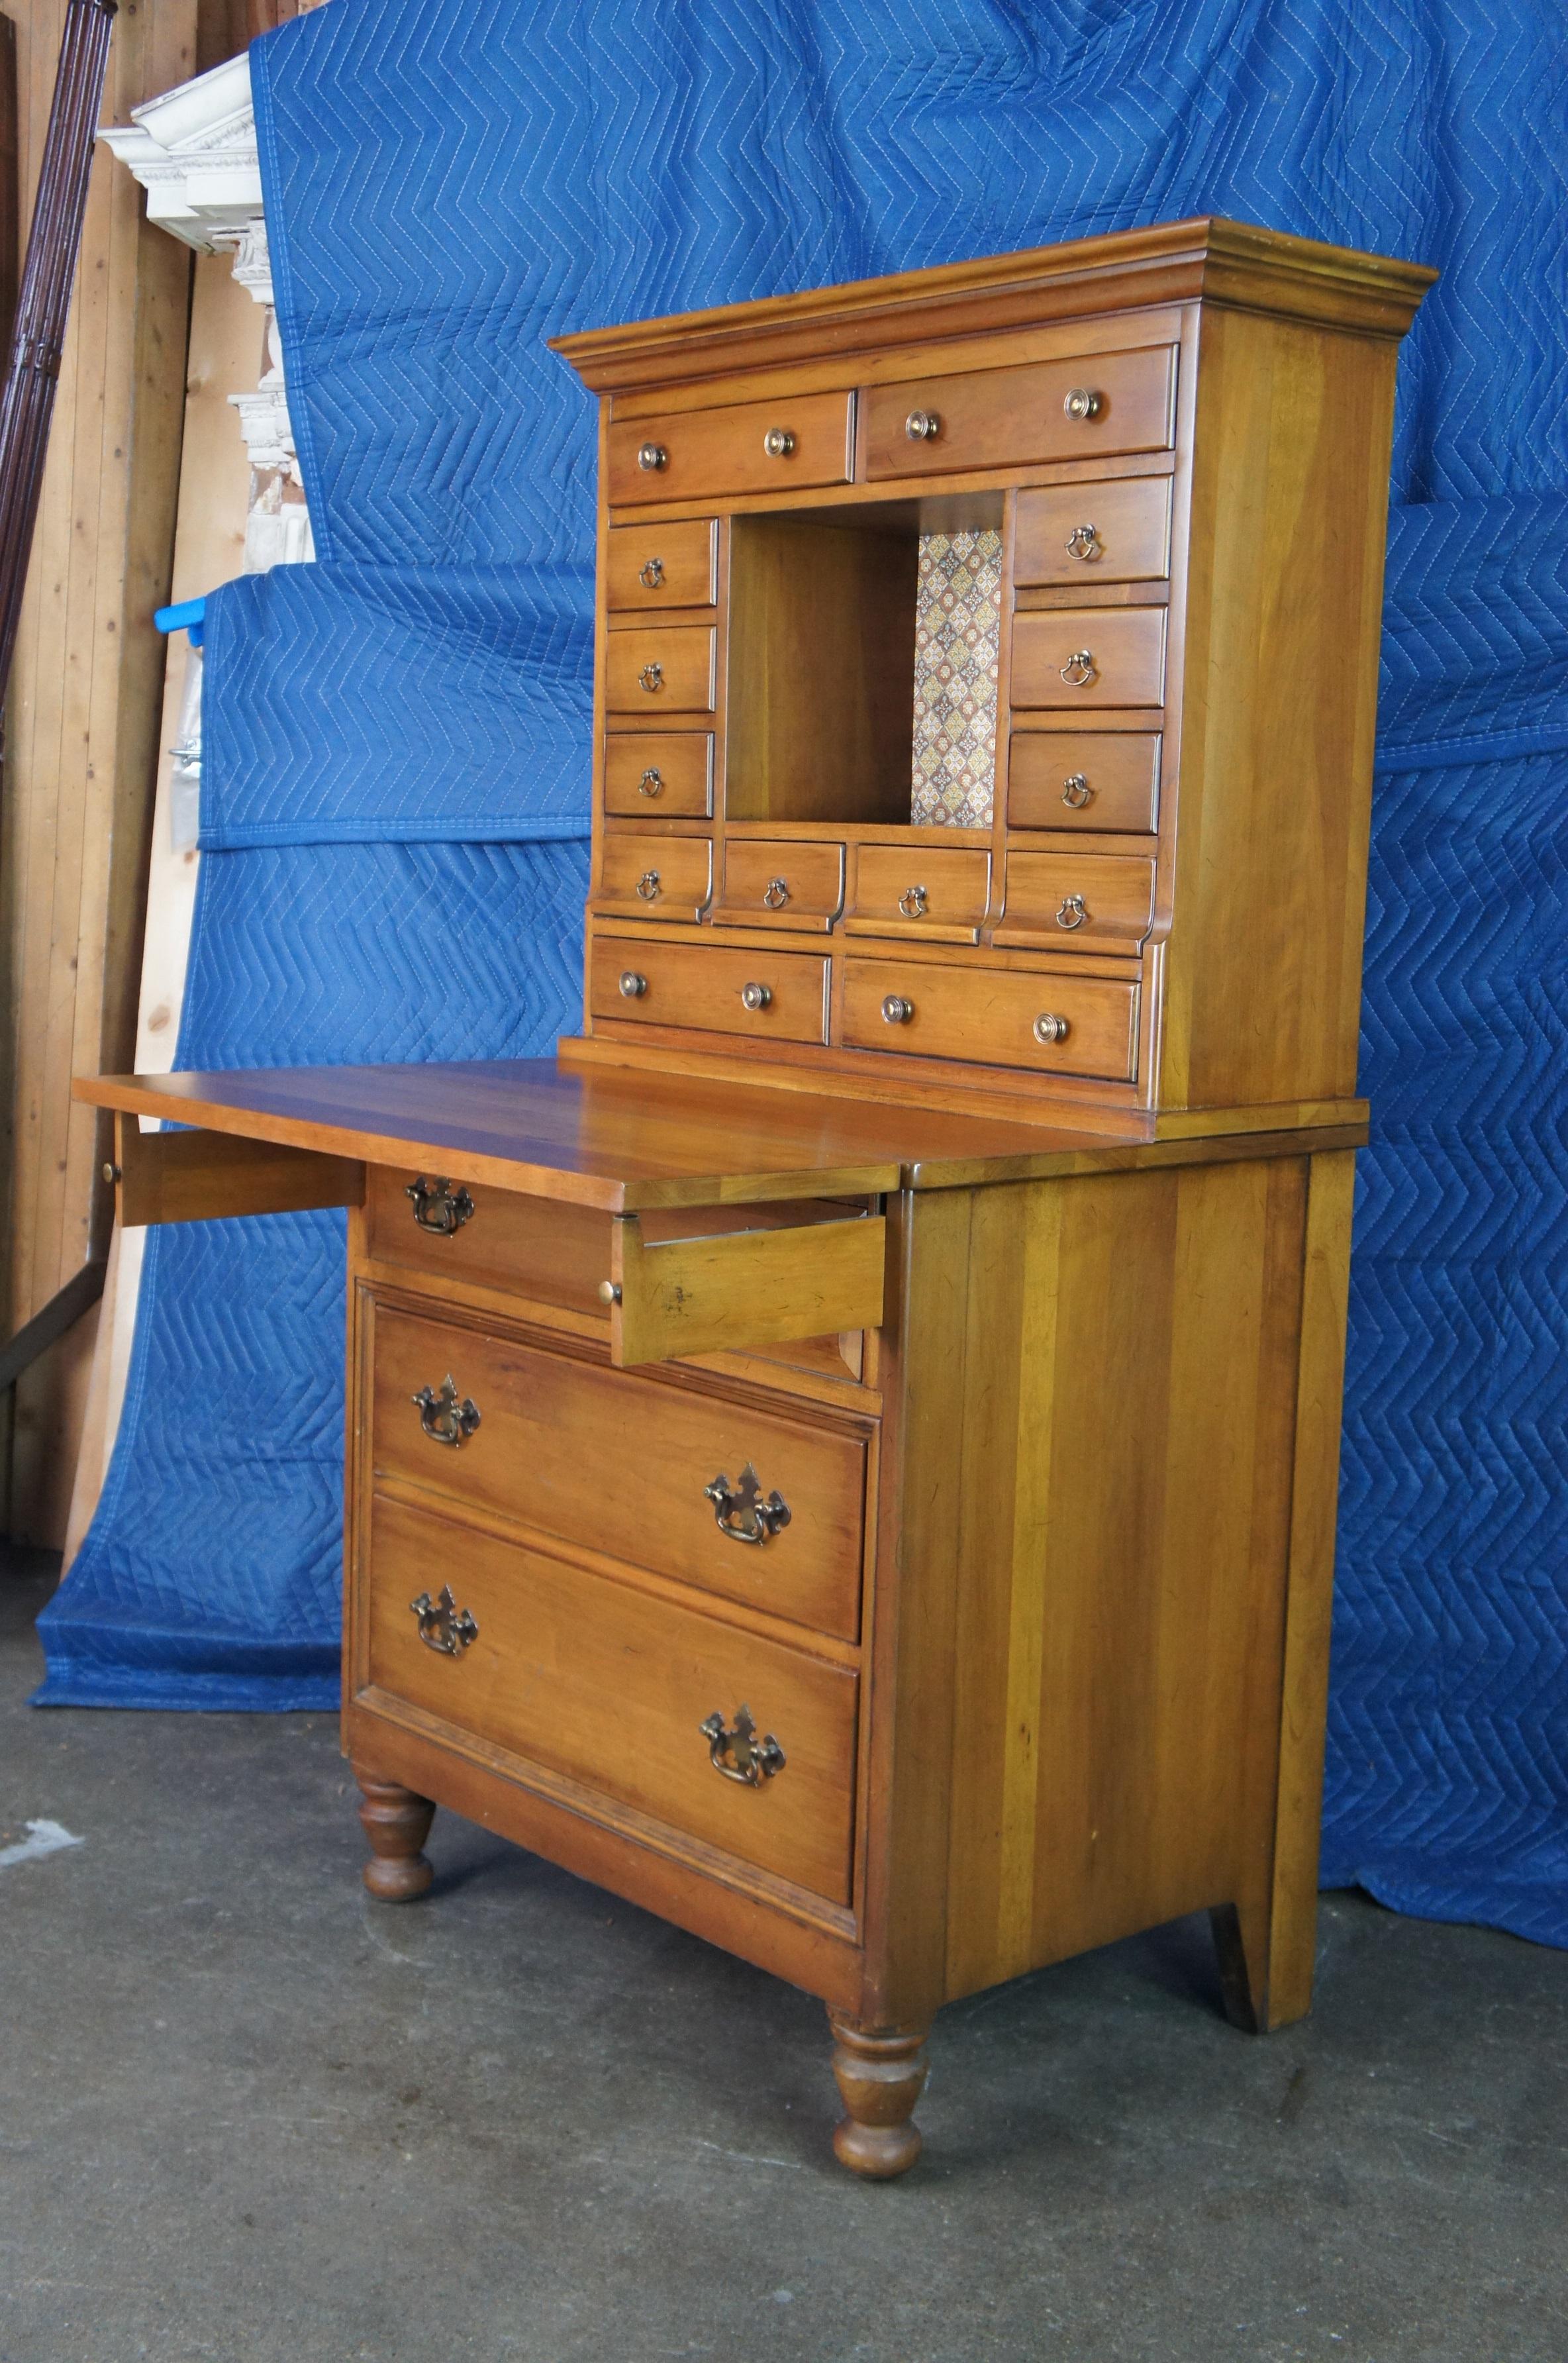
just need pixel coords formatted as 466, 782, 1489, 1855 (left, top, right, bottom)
882, 994, 914, 1025
1056, 894, 1089, 930
1064, 523, 1101, 561
763, 427, 795, 458
898, 883, 928, 918
637, 766, 663, 797
636, 869, 662, 901
1033, 1012, 1070, 1044
638, 661, 663, 693
1063, 387, 1102, 421
409, 1585, 479, 1657
705, 1464, 791, 1544
1059, 650, 1097, 687
636, 441, 667, 471
740, 981, 771, 1011
638, 556, 665, 589
405, 1176, 474, 1236
905, 409, 941, 440
762, 876, 790, 909
618, 970, 648, 998
700, 1704, 786, 1786
412, 1374, 481, 1448
1060, 772, 1093, 807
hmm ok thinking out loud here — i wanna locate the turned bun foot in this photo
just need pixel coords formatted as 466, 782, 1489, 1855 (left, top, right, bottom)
827, 2011, 930, 2178
354, 1766, 436, 1901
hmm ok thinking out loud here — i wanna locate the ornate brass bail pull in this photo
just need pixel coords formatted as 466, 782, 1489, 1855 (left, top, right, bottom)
705, 1463, 791, 1545
410, 1584, 479, 1657
412, 1374, 481, 1447
406, 1176, 475, 1236
700, 1704, 786, 1785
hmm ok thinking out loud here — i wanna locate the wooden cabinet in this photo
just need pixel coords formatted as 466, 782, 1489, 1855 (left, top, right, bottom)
78, 218, 1434, 2182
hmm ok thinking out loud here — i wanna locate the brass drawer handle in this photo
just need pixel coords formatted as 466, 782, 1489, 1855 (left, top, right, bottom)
1063, 387, 1102, 422
637, 441, 667, 472
1034, 1011, 1070, 1044
1056, 893, 1089, 929
638, 661, 663, 693
897, 883, 927, 918
1064, 523, 1101, 561
763, 427, 795, 458
412, 1374, 481, 1448
700, 1704, 786, 1786
762, 876, 790, 909
405, 1176, 474, 1236
618, 970, 648, 998
636, 868, 662, 901
1061, 772, 1093, 807
905, 409, 941, 440
882, 994, 914, 1025
637, 766, 663, 797
410, 1584, 479, 1657
638, 556, 664, 589
1059, 650, 1097, 687
705, 1463, 791, 1544
740, 981, 772, 1011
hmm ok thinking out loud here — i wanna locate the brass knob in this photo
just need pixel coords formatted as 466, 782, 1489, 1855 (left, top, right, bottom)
635, 869, 662, 901
1059, 649, 1097, 687
905, 409, 941, 440
1033, 1012, 1070, 1044
1056, 895, 1089, 930
763, 427, 795, 458
897, 883, 928, 919
598, 1280, 622, 1305
636, 441, 667, 471
637, 766, 662, 797
618, 970, 647, 997
882, 994, 914, 1025
762, 876, 790, 909
1063, 387, 1102, 422
1061, 772, 1093, 807
638, 661, 663, 693
638, 556, 665, 589
102, 1161, 120, 1185
1064, 523, 1101, 561
740, 981, 771, 1011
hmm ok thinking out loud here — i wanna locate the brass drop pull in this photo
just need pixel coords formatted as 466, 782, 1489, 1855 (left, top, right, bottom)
1064, 523, 1101, 561
740, 981, 771, 1011
637, 766, 663, 797
618, 970, 648, 998
405, 1176, 475, 1236
412, 1374, 481, 1448
1056, 894, 1089, 929
905, 409, 941, 440
638, 661, 663, 693
410, 1584, 479, 1657
1034, 1011, 1070, 1044
700, 1704, 786, 1786
636, 441, 667, 471
762, 876, 790, 909
705, 1463, 791, 1545
638, 556, 665, 589
1059, 649, 1097, 687
763, 427, 795, 458
897, 883, 928, 918
1061, 772, 1093, 807
636, 869, 662, 901
1063, 387, 1102, 422
882, 994, 914, 1025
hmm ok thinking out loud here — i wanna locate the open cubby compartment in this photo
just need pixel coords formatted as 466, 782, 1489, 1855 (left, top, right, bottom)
724, 493, 1006, 830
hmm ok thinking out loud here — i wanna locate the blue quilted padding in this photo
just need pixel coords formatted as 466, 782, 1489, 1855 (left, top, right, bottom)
40, 0, 1568, 1945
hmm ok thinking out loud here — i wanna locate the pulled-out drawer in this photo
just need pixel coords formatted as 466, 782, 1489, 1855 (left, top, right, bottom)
592, 936, 829, 1044
841, 956, 1139, 1080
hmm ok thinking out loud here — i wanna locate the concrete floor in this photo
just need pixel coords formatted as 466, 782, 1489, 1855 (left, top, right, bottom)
1, 1559, 1563, 2363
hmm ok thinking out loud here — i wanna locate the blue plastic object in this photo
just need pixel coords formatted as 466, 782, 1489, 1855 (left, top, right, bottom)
154, 595, 205, 647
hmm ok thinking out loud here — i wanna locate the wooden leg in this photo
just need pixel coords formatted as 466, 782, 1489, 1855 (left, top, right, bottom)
1210, 1899, 1271, 2033
826, 2011, 930, 2179
354, 1766, 435, 1902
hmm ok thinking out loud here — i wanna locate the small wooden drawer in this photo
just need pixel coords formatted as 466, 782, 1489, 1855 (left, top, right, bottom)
606, 519, 717, 611
1007, 731, 1160, 832
597, 833, 712, 922
1014, 478, 1172, 585
603, 732, 713, 819
1011, 608, 1166, 710
996, 851, 1155, 952
369, 1300, 868, 1642
366, 1492, 858, 1902
605, 625, 716, 715
845, 844, 991, 943
863, 345, 1175, 479
715, 839, 845, 932
842, 956, 1138, 1081
607, 391, 854, 508
592, 936, 829, 1044
367, 1168, 607, 1315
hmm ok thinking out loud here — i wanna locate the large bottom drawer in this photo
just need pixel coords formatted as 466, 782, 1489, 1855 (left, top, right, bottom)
365, 1491, 858, 1904
841, 956, 1139, 1080
591, 935, 829, 1043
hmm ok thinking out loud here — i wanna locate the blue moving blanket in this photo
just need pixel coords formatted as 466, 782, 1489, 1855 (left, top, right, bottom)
41, 0, 1568, 1948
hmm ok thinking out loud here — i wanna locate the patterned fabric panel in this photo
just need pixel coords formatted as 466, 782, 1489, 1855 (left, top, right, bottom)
911, 530, 1002, 829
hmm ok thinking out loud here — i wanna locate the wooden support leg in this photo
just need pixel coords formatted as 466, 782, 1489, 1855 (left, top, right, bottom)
826, 2011, 930, 2179
1210, 1899, 1280, 2034
354, 1767, 436, 1901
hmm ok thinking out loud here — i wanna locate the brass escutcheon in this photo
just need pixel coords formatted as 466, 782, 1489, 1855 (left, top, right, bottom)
410, 1584, 479, 1658
412, 1373, 481, 1448
699, 1703, 786, 1786
406, 1176, 475, 1236
705, 1463, 791, 1544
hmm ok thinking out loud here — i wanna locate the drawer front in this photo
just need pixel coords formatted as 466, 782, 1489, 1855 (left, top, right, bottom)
606, 518, 717, 611
1014, 478, 1172, 586
371, 1300, 867, 1641
846, 844, 991, 940
593, 936, 829, 1044
368, 1168, 607, 1315
367, 1491, 858, 1902
607, 391, 854, 507
597, 832, 712, 921
605, 625, 716, 715
863, 345, 1175, 480
716, 839, 845, 930
1007, 731, 1161, 833
842, 956, 1138, 1080
603, 732, 713, 819
998, 851, 1155, 951
1010, 608, 1166, 711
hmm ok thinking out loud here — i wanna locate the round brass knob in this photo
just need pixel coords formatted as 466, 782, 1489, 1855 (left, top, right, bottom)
636, 442, 667, 471
882, 994, 915, 1025
1059, 649, 1097, 687
1056, 894, 1089, 930
102, 1161, 121, 1185
637, 766, 663, 797
762, 876, 790, 909
618, 971, 648, 998
1061, 772, 1093, 807
905, 409, 941, 441
1033, 1012, 1070, 1044
638, 556, 665, 589
638, 661, 663, 693
597, 1280, 622, 1305
763, 428, 795, 458
1064, 523, 1101, 561
897, 883, 928, 919
1063, 388, 1102, 422
740, 981, 772, 1011
635, 870, 661, 901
